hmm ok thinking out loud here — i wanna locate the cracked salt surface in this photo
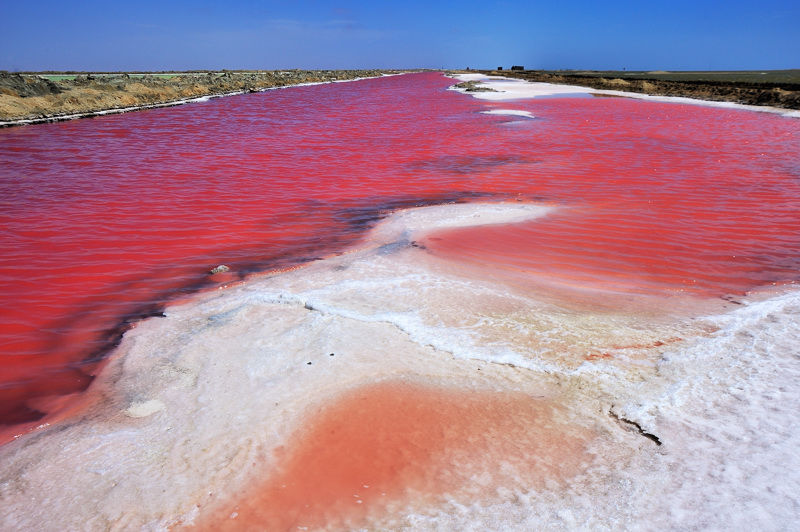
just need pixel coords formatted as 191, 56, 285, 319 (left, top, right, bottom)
1, 201, 799, 530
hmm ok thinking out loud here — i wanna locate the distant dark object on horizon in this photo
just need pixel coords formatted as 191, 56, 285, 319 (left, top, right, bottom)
511, 65, 524, 71
497, 66, 503, 71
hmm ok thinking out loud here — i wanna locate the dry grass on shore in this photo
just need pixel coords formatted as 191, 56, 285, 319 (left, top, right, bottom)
0, 70, 395, 124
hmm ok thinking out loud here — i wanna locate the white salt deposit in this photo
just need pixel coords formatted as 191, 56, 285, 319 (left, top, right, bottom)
452, 73, 596, 100
453, 73, 800, 118
1, 201, 799, 530
480, 109, 535, 118
396, 288, 800, 531
367, 201, 553, 244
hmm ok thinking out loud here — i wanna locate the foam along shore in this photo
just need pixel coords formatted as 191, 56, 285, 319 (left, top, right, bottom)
452, 73, 800, 117
2, 200, 799, 529
0, 70, 401, 126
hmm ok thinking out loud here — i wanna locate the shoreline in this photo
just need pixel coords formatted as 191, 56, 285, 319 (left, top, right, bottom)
3, 70, 799, 529
5, 68, 797, 127
4, 199, 798, 529
0, 70, 404, 127
462, 69, 800, 110
451, 73, 800, 117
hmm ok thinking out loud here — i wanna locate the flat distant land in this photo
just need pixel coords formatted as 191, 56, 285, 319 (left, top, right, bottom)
533, 69, 800, 83
472, 68, 800, 109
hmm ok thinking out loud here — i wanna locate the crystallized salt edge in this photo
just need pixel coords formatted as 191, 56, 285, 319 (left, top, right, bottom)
451, 73, 800, 118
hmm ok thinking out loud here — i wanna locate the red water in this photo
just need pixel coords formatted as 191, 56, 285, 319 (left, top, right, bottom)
1, 72, 799, 437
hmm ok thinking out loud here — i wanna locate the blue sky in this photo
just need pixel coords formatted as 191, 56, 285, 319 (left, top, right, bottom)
1, 0, 798, 71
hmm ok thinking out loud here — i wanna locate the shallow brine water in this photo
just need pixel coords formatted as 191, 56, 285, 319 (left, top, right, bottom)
1, 73, 799, 530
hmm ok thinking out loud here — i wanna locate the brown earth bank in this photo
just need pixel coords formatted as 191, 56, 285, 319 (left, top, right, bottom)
0, 69, 401, 125
473, 69, 800, 110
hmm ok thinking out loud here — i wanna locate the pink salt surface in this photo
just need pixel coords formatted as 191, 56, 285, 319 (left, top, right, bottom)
200, 380, 589, 531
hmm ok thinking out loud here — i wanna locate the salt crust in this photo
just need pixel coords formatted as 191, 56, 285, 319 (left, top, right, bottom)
480, 109, 535, 118
452, 73, 800, 118
1, 202, 799, 530
369, 202, 552, 243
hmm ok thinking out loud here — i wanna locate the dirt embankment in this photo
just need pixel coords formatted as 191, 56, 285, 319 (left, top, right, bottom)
478, 70, 800, 110
0, 70, 396, 125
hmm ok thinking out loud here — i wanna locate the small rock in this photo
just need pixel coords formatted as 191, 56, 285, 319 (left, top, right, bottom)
209, 264, 230, 274
454, 80, 497, 93
125, 399, 165, 418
